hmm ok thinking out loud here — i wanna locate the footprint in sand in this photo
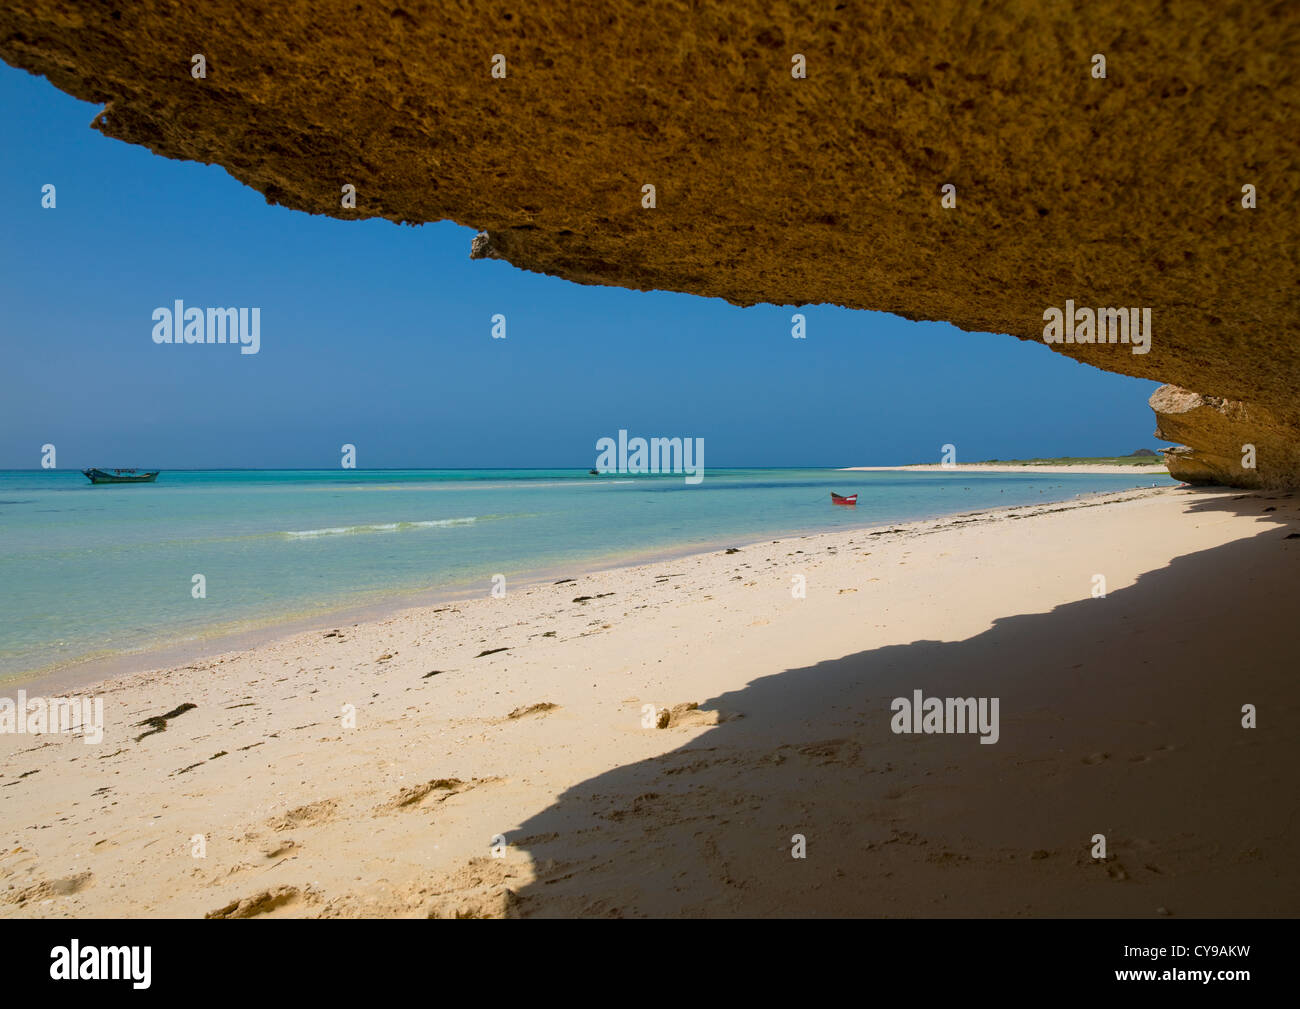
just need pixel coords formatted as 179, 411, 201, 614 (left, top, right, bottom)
1129, 744, 1176, 763
267, 799, 338, 832
505, 702, 559, 720
655, 702, 733, 729
261, 838, 298, 859
4, 870, 93, 906
380, 778, 463, 811
379, 777, 506, 814
205, 885, 301, 919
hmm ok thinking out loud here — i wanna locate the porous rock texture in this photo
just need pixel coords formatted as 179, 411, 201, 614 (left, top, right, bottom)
1150, 385, 1300, 490
2, 2, 1295, 484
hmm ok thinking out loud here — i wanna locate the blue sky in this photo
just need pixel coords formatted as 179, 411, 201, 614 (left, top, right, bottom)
0, 63, 1168, 469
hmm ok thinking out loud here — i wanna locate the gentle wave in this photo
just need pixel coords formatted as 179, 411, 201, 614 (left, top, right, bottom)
284, 517, 479, 538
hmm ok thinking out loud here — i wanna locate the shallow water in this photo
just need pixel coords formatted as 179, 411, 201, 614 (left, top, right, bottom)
0, 467, 1173, 679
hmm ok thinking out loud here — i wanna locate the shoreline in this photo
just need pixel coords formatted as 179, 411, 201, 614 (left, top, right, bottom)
5, 483, 1297, 917
9, 531, 799, 696
5, 479, 1167, 693
4, 520, 879, 694
13, 485, 1185, 702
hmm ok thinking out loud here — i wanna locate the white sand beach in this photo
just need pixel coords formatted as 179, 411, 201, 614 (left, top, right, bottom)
2, 485, 1296, 918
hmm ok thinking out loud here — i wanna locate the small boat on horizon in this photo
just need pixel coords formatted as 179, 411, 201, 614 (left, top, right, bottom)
831, 492, 857, 506
82, 468, 160, 485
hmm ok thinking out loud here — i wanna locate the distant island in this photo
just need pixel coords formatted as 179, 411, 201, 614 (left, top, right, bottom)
842, 452, 1170, 474
973, 451, 1164, 467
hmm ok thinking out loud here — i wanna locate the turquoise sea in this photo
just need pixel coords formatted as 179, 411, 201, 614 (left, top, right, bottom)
0, 468, 1173, 681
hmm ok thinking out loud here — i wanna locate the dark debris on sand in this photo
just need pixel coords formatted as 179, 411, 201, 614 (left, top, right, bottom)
133, 703, 197, 743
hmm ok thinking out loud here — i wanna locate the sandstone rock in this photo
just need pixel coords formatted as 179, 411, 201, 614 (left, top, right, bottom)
2, 3, 1294, 484
1151, 385, 1300, 489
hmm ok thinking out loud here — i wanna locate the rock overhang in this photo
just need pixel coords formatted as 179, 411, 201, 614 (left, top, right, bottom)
2, 1, 1295, 484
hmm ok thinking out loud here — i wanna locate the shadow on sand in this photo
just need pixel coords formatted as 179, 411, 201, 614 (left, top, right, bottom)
483, 492, 1300, 916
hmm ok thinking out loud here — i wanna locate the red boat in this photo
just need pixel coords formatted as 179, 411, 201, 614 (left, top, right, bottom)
831, 492, 857, 506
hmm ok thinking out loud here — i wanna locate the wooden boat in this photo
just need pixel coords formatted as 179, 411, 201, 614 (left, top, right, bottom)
830, 492, 857, 506
82, 468, 160, 485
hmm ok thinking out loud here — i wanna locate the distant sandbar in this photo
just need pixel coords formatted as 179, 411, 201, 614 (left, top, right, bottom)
842, 463, 1170, 475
